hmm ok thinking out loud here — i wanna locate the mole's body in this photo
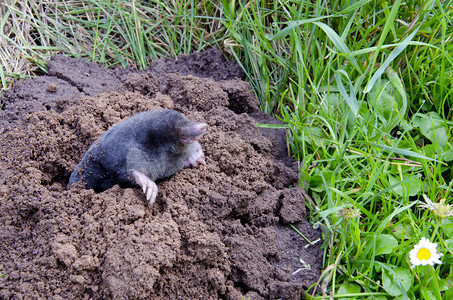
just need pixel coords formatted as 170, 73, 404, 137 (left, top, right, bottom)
68, 109, 207, 204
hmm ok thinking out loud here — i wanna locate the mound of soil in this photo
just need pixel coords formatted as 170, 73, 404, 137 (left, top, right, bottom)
0, 47, 322, 299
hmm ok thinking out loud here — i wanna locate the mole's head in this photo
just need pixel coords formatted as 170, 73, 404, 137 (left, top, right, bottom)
141, 110, 207, 147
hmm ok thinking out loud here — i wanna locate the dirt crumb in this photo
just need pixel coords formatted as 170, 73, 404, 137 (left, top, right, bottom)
0, 47, 322, 299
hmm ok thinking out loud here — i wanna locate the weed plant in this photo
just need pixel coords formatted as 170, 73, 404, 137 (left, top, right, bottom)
1, 0, 452, 298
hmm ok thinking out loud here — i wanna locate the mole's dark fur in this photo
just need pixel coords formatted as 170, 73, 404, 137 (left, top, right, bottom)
68, 109, 206, 203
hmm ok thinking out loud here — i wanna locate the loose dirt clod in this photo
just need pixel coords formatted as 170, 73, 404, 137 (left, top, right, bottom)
0, 47, 322, 299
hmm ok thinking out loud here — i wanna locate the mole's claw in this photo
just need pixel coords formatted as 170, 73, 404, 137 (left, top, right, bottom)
131, 170, 159, 205
150, 189, 157, 204
146, 187, 153, 202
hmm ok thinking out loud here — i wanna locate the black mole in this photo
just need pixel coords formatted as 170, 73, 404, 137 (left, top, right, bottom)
68, 109, 207, 204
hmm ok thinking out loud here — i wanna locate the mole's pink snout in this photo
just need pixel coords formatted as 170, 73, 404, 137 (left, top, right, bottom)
180, 122, 207, 144
194, 123, 207, 136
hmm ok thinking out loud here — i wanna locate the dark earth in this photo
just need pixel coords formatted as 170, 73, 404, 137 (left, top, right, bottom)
0, 47, 322, 299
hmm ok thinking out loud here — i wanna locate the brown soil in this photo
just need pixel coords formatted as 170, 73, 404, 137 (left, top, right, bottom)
0, 47, 322, 299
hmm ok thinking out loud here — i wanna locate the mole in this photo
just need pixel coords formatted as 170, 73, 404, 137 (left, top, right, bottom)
68, 109, 207, 204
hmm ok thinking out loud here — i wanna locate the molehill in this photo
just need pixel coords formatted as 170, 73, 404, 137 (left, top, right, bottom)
0, 47, 322, 299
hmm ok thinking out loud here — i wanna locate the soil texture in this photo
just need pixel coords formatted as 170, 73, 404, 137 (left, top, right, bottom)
0, 47, 322, 299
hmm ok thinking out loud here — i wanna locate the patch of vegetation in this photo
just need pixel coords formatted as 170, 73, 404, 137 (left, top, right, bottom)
224, 1, 453, 298
0, 0, 223, 87
1, 0, 452, 298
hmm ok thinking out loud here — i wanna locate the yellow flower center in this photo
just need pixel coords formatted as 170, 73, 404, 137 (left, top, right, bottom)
417, 248, 431, 261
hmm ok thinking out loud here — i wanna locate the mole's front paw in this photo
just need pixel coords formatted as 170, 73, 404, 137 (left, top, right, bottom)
131, 170, 158, 205
184, 141, 205, 168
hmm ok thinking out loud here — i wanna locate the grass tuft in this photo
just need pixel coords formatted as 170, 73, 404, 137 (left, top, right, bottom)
0, 0, 224, 91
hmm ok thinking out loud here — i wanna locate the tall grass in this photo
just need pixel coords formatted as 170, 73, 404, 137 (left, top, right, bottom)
1, 0, 452, 298
0, 0, 223, 88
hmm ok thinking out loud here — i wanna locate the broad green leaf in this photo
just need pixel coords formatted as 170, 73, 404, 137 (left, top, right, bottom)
442, 219, 453, 238
386, 68, 408, 118
444, 284, 453, 300
375, 234, 398, 256
362, 233, 398, 259
337, 282, 361, 300
382, 267, 412, 296
413, 112, 449, 147
436, 277, 452, 293
388, 174, 421, 197
422, 143, 453, 162
444, 143, 453, 162
368, 78, 397, 123
391, 223, 415, 240
303, 170, 334, 191
302, 126, 327, 147
370, 67, 409, 133
420, 290, 437, 300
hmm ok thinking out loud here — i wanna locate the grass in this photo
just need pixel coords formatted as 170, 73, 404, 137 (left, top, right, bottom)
1, 0, 453, 299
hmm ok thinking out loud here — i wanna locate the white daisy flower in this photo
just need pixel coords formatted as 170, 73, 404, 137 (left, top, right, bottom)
409, 237, 443, 268
419, 194, 453, 218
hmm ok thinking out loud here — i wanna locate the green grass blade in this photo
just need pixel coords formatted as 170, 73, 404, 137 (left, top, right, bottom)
313, 21, 363, 74
365, 25, 421, 93
376, 202, 416, 234
369, 143, 444, 163
266, 16, 329, 41
365, 0, 402, 90
335, 69, 359, 116
0, 64, 6, 91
